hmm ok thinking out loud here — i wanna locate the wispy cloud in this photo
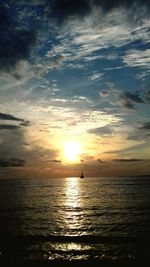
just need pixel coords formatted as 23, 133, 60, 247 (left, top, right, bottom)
1, 0, 150, 80
88, 72, 104, 81
123, 49, 150, 68
88, 125, 113, 136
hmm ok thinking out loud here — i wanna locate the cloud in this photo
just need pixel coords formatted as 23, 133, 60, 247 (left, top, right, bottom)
0, 15, 36, 73
126, 121, 150, 141
0, 158, 26, 167
48, 159, 62, 163
0, 121, 28, 165
0, 2, 38, 78
16, 0, 45, 5
103, 141, 149, 156
44, 3, 150, 73
0, 0, 150, 80
138, 122, 150, 130
0, 124, 20, 130
113, 158, 144, 162
0, 112, 31, 132
144, 89, 150, 102
20, 121, 31, 127
99, 90, 109, 97
88, 125, 113, 136
0, 112, 24, 122
88, 72, 103, 81
50, 0, 150, 24
50, 54, 65, 68
0, 112, 31, 129
123, 49, 150, 68
50, 0, 91, 23
97, 158, 105, 164
93, 0, 150, 12
124, 101, 136, 110
122, 92, 144, 103
119, 91, 144, 110
0, 5, 11, 30
0, 120, 59, 171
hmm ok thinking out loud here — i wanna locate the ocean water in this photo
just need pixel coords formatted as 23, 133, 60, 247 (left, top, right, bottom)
0, 176, 150, 262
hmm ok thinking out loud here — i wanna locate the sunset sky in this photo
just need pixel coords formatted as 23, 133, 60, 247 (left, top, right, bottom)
0, 0, 150, 178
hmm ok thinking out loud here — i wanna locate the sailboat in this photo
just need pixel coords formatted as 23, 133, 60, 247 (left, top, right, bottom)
80, 171, 84, 178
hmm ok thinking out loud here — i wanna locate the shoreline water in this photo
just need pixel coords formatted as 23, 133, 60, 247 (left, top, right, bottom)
1, 258, 150, 267
0, 234, 150, 264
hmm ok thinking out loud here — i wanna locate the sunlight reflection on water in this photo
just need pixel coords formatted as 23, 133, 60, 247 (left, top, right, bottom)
47, 241, 91, 260
65, 177, 81, 208
60, 177, 85, 234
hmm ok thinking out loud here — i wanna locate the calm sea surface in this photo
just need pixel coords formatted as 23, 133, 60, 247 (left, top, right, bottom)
0, 176, 150, 261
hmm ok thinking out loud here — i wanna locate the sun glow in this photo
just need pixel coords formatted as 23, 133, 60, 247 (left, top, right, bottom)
63, 141, 82, 162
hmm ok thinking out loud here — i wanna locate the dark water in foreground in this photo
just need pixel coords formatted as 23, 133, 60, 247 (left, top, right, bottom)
0, 176, 150, 262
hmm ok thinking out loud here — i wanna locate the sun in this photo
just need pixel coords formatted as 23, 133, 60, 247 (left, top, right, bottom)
63, 141, 82, 162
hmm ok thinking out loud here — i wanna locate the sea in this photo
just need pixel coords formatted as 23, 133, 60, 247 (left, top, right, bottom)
0, 176, 150, 263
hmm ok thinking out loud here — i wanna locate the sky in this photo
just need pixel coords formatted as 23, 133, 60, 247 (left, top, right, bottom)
0, 0, 150, 178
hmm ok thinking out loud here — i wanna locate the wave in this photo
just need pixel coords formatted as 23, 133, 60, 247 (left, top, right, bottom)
1, 234, 150, 245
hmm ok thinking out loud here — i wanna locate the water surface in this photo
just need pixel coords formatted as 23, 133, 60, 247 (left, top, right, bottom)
0, 176, 150, 261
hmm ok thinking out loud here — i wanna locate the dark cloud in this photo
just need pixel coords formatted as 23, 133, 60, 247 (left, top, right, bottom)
119, 91, 144, 110
0, 158, 26, 167
0, 124, 20, 130
0, 29, 36, 73
50, 0, 91, 23
138, 122, 150, 130
114, 158, 144, 162
123, 92, 144, 103
124, 101, 136, 110
20, 121, 31, 127
50, 0, 150, 21
50, 0, 150, 24
0, 112, 24, 122
39, 129, 50, 133
15, 0, 45, 5
0, 5, 11, 30
0, 112, 31, 129
94, 0, 131, 12
144, 89, 150, 102
88, 125, 113, 136
48, 159, 62, 163
0, 114, 58, 172
97, 159, 105, 164
0, 2, 36, 75
93, 0, 150, 12
0, 121, 27, 161
121, 92, 144, 103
